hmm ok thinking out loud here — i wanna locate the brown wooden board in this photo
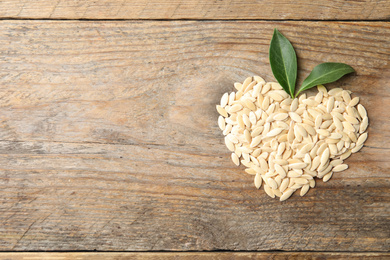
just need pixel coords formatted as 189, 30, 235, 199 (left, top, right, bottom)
0, 21, 389, 251
0, 0, 389, 20
0, 252, 390, 260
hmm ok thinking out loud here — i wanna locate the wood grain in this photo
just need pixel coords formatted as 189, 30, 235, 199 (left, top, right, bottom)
0, 0, 389, 20
0, 252, 389, 260
0, 21, 389, 251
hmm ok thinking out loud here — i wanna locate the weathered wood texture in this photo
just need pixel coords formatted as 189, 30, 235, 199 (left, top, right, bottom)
0, 21, 389, 251
0, 252, 390, 260
0, 0, 389, 20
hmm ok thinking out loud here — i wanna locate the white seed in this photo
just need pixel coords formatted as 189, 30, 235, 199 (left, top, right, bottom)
255, 109, 263, 119
280, 188, 295, 201
224, 137, 235, 151
244, 99, 256, 111
262, 96, 270, 110
330, 159, 343, 166
226, 134, 238, 144
320, 148, 330, 166
267, 178, 278, 189
266, 104, 276, 116
294, 178, 309, 185
271, 189, 281, 197
327, 96, 334, 113
342, 121, 355, 132
251, 126, 264, 137
290, 98, 299, 112
315, 115, 322, 129
300, 184, 310, 196
279, 178, 290, 193
244, 129, 252, 143
318, 164, 332, 178
266, 128, 284, 137
360, 117, 368, 133
243, 114, 251, 128
274, 164, 287, 178
250, 155, 259, 166
237, 115, 245, 129
216, 105, 228, 117
303, 99, 319, 107
333, 164, 348, 172
316, 129, 330, 137
328, 143, 338, 155
277, 142, 286, 156
320, 120, 333, 129
231, 153, 240, 166
254, 173, 262, 189
351, 144, 364, 153
254, 76, 265, 84
317, 85, 328, 96
229, 104, 243, 113
258, 156, 269, 170
356, 132, 368, 147
223, 124, 232, 135
242, 152, 250, 162
268, 92, 284, 102
250, 136, 262, 148
245, 168, 257, 175
310, 144, 319, 158
301, 123, 316, 136
304, 153, 312, 168
220, 92, 229, 107
333, 116, 343, 131
228, 92, 235, 105
252, 148, 261, 157
337, 140, 345, 151
323, 172, 333, 182
242, 77, 252, 89
344, 114, 359, 125
349, 97, 359, 107
264, 185, 275, 198
329, 133, 342, 139
259, 82, 270, 94
218, 116, 225, 130
342, 90, 351, 103
287, 124, 295, 143
310, 156, 321, 171
289, 112, 302, 123
315, 91, 323, 103
300, 143, 314, 154
317, 143, 328, 155
357, 104, 367, 118
273, 113, 289, 121
270, 82, 283, 90
309, 109, 321, 120
296, 124, 308, 137
234, 82, 242, 91
328, 88, 343, 96
274, 159, 288, 165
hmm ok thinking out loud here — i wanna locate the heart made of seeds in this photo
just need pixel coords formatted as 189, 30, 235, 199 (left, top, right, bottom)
217, 76, 369, 201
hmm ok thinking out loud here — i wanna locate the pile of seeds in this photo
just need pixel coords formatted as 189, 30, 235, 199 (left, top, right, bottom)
217, 76, 369, 201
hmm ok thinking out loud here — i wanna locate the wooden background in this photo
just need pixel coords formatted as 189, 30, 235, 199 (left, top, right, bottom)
0, 0, 389, 259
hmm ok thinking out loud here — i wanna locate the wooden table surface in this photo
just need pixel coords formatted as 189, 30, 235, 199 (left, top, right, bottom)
0, 1, 389, 259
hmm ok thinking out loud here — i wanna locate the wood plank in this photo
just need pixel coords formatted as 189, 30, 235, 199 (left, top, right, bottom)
0, 252, 390, 260
0, 21, 389, 251
0, 0, 389, 20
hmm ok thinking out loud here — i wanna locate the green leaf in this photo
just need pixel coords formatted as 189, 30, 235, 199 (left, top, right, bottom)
296, 62, 355, 96
269, 29, 297, 97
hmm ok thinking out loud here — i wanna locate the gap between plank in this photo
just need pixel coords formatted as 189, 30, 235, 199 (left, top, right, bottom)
0, 17, 388, 22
